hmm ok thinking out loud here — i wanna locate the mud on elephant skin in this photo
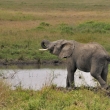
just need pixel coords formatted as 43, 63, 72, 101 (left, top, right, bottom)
41, 39, 110, 90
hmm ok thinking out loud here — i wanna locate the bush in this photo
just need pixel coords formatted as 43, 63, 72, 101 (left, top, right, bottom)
59, 23, 74, 35
76, 21, 110, 33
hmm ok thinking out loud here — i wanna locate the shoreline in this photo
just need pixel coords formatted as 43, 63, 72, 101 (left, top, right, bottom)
0, 59, 65, 66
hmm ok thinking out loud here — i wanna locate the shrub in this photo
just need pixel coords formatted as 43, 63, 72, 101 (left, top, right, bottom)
59, 23, 74, 35
76, 21, 110, 33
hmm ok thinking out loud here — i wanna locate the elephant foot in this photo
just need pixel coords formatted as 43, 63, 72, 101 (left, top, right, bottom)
101, 84, 109, 90
106, 85, 110, 93
100, 85, 110, 94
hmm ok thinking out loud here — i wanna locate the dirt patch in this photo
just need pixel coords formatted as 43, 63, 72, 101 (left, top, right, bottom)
0, 59, 65, 66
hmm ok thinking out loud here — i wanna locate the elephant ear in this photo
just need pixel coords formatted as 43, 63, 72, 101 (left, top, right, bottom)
59, 41, 74, 58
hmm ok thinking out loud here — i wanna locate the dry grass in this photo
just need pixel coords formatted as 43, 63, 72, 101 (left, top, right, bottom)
0, 80, 10, 108
0, 0, 110, 61
1, 9, 110, 26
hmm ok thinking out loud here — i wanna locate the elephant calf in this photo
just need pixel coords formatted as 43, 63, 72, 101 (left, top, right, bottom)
41, 39, 110, 90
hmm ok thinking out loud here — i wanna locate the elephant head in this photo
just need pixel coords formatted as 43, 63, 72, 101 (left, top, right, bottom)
41, 39, 75, 58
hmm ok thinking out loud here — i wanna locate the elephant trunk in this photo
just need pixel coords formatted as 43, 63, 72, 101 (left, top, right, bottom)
41, 40, 50, 49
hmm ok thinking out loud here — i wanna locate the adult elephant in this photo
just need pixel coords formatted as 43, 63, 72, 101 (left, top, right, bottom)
41, 39, 110, 90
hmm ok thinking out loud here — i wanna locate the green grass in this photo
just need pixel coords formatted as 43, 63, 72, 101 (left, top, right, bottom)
0, 0, 110, 109
0, 0, 110, 11
0, 21, 110, 61
76, 21, 110, 33
0, 83, 110, 110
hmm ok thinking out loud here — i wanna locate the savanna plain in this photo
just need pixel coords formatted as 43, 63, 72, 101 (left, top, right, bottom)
0, 0, 110, 109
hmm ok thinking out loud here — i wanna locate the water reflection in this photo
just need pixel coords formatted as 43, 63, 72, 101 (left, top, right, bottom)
1, 68, 67, 90
0, 64, 99, 90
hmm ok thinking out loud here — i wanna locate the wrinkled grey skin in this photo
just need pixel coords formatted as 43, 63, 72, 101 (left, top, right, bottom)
41, 39, 110, 90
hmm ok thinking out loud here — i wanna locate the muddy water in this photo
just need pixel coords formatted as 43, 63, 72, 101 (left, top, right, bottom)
0, 65, 99, 90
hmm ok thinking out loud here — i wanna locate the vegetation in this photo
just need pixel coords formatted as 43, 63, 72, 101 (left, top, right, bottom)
0, 0, 110, 109
0, 0, 110, 62
0, 81, 110, 110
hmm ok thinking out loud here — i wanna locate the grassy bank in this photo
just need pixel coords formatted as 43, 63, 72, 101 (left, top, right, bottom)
0, 0, 110, 62
0, 81, 110, 110
0, 21, 110, 62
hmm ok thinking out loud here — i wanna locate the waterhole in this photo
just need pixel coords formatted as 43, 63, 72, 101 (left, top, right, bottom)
0, 64, 99, 90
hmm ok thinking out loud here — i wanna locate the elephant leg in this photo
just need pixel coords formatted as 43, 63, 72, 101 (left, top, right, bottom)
90, 65, 108, 89
66, 75, 70, 87
101, 65, 108, 82
66, 64, 77, 89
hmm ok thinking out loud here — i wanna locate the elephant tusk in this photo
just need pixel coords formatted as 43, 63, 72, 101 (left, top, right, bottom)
39, 49, 48, 51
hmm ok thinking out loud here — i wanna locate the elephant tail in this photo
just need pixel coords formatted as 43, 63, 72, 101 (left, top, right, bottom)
106, 55, 110, 62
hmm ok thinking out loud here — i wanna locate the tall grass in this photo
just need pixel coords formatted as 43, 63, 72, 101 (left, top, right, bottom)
1, 0, 110, 11
0, 21, 110, 61
0, 79, 110, 110
0, 80, 10, 108
76, 21, 110, 33
0, 10, 43, 21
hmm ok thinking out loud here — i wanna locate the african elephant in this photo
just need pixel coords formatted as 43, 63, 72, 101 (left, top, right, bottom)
41, 39, 110, 90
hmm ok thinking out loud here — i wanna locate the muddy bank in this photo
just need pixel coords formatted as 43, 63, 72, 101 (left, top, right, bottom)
0, 59, 66, 66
